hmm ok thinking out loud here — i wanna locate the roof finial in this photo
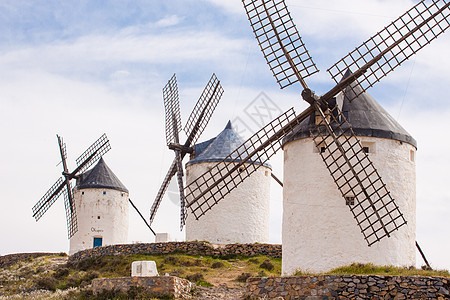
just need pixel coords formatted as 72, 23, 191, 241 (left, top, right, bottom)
225, 120, 232, 130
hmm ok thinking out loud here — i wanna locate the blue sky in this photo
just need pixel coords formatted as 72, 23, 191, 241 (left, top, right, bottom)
0, 0, 449, 270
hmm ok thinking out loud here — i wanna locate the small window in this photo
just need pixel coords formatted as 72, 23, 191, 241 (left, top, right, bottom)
265, 170, 269, 177
345, 196, 355, 206
238, 167, 245, 173
121, 193, 124, 197
103, 191, 106, 195
97, 216, 101, 220
361, 141, 376, 154
82, 191, 84, 195
93, 237, 102, 248
410, 150, 415, 162
321, 146, 326, 153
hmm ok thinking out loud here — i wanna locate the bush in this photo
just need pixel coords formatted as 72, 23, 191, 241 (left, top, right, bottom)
259, 260, 274, 271
164, 256, 179, 265
186, 272, 204, 283
66, 270, 99, 288
257, 271, 267, 277
248, 258, 259, 264
211, 261, 224, 269
53, 267, 70, 279
34, 276, 58, 291
236, 272, 252, 282
170, 268, 185, 277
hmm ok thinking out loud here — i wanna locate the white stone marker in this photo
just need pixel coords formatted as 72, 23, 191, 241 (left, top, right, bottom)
131, 261, 159, 277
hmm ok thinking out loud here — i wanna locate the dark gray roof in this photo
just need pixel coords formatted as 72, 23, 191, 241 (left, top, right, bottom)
283, 71, 417, 148
76, 158, 129, 193
187, 121, 270, 168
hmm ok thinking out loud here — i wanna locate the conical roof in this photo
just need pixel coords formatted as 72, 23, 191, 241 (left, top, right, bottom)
77, 158, 129, 193
187, 121, 270, 167
283, 71, 417, 148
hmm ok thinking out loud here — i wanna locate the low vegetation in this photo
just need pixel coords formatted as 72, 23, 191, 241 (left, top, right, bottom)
0, 253, 281, 299
2, 253, 448, 299
294, 262, 450, 277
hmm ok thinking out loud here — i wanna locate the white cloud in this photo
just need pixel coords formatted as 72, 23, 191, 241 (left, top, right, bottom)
155, 15, 183, 28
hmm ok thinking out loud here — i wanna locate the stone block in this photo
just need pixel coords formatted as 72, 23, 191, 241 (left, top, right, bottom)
131, 261, 158, 277
155, 233, 170, 243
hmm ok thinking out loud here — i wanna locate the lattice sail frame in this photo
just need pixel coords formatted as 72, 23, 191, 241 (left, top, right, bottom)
163, 74, 182, 146
184, 74, 224, 145
312, 103, 407, 246
186, 108, 300, 219
242, 0, 319, 88
327, 0, 450, 102
149, 159, 177, 225
32, 177, 65, 221
63, 182, 78, 238
75, 133, 111, 174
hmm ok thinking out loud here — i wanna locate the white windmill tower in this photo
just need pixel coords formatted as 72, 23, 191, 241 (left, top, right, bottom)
185, 121, 272, 244
70, 157, 129, 255
282, 75, 417, 273
185, 0, 450, 275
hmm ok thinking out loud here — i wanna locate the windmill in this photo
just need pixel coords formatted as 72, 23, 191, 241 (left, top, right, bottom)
149, 73, 224, 229
185, 0, 449, 253
32, 134, 110, 238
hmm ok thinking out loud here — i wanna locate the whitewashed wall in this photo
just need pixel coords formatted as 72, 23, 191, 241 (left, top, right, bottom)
69, 188, 129, 255
282, 137, 416, 274
185, 162, 271, 244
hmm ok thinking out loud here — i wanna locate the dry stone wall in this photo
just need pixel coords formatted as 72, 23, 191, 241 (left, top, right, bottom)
69, 242, 281, 263
246, 275, 449, 299
91, 276, 193, 298
0, 253, 57, 268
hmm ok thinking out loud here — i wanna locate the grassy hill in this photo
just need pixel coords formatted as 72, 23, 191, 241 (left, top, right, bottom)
0, 252, 448, 299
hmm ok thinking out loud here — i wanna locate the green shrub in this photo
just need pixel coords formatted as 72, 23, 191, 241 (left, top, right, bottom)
236, 272, 252, 282
259, 260, 274, 271
248, 258, 259, 264
186, 272, 204, 283
164, 256, 179, 265
211, 261, 224, 269
53, 267, 70, 279
34, 276, 58, 291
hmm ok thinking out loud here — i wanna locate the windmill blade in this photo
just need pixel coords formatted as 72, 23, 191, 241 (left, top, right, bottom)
184, 74, 224, 146
56, 135, 75, 213
32, 177, 66, 221
326, 0, 450, 102
242, 0, 319, 89
74, 133, 111, 175
149, 158, 177, 225
186, 107, 306, 219
312, 102, 407, 246
163, 74, 182, 146
62, 182, 78, 238
175, 152, 187, 229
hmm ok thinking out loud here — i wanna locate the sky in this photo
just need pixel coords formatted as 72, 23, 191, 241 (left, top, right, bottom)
0, 0, 449, 270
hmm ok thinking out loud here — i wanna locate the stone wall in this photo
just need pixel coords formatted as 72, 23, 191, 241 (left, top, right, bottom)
246, 275, 449, 299
0, 253, 58, 268
69, 242, 281, 264
91, 276, 193, 298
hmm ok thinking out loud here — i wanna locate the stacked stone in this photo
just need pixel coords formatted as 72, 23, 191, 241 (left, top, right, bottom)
246, 275, 449, 299
68, 242, 281, 264
91, 276, 194, 298
0, 253, 57, 268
